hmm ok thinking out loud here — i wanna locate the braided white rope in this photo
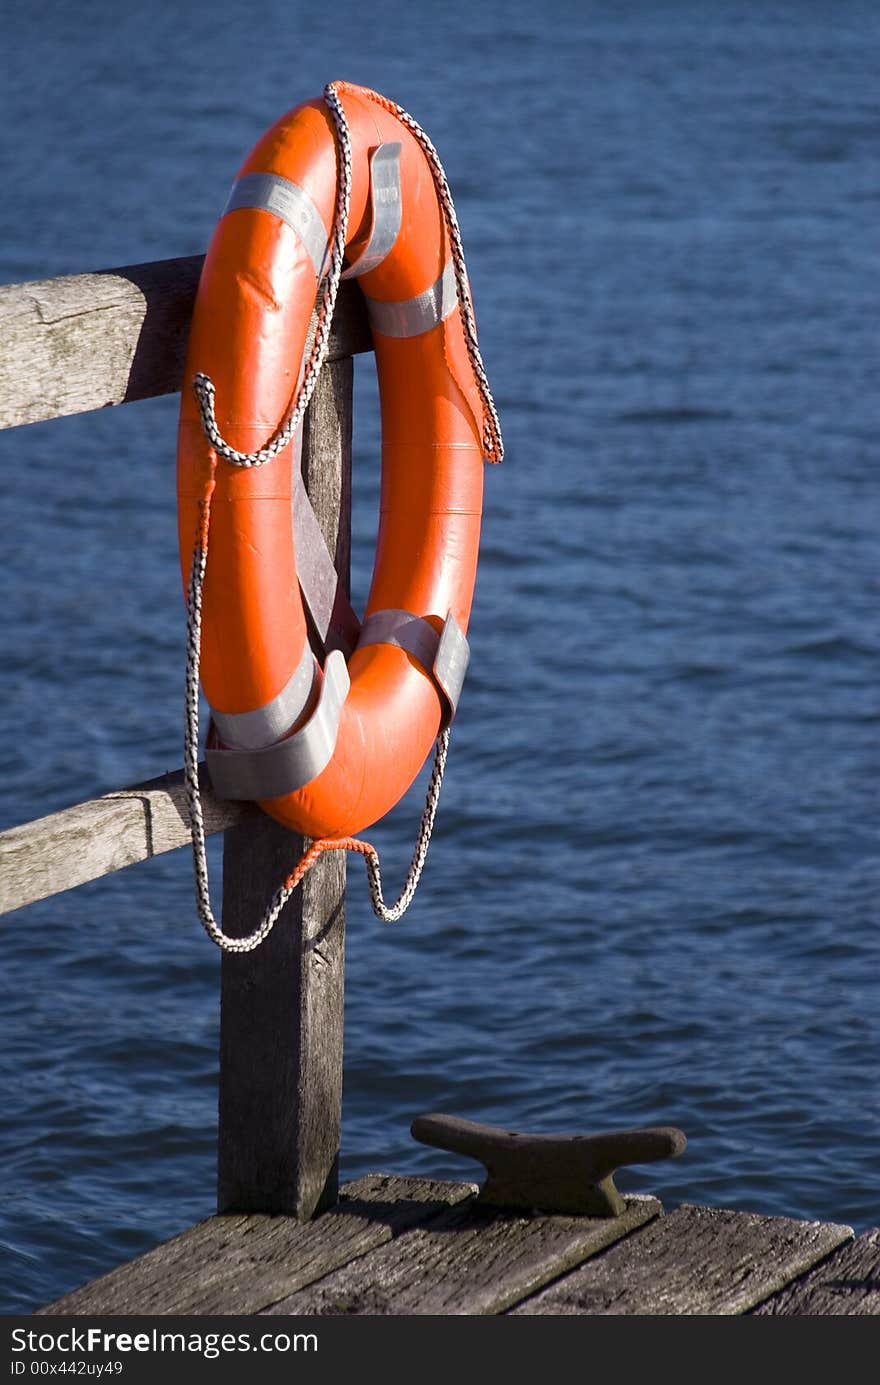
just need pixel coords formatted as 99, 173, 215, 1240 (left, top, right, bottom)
352, 84, 504, 465
184, 541, 295, 953
192, 82, 353, 467
363, 727, 450, 922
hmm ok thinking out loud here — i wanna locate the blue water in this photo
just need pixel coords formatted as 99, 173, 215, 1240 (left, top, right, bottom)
1, 0, 878, 1314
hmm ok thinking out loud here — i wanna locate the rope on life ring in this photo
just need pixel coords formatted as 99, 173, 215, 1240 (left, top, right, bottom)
178, 82, 503, 950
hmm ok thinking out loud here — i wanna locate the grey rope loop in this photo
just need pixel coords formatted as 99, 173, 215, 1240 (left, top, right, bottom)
362, 726, 450, 923
185, 540, 296, 952
183, 82, 455, 951
186, 524, 451, 948
192, 82, 353, 468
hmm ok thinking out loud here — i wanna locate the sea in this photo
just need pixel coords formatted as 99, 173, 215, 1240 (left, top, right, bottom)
0, 0, 877, 1314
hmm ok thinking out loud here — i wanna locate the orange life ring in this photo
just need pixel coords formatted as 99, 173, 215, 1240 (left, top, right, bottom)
177, 82, 501, 841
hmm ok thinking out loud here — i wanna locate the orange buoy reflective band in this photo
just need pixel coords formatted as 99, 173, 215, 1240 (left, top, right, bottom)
177, 81, 502, 843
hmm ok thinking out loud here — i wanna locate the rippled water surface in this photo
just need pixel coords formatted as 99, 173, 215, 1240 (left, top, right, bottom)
1, 0, 878, 1312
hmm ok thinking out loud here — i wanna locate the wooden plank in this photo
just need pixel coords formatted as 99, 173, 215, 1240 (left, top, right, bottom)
0, 764, 255, 916
263, 1195, 662, 1316
37, 1175, 477, 1317
217, 357, 352, 1220
751, 1227, 880, 1315
509, 1203, 853, 1315
0, 259, 372, 430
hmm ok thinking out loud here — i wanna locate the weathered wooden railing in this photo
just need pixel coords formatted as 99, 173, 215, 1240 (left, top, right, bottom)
0, 258, 372, 1220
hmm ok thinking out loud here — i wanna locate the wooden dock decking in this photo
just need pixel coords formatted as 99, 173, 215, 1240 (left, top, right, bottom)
36, 1176, 880, 1317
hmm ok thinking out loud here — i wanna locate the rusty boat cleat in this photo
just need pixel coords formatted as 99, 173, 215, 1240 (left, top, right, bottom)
411, 1112, 687, 1217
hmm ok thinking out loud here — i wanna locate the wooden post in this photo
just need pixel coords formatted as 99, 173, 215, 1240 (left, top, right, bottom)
217, 357, 352, 1218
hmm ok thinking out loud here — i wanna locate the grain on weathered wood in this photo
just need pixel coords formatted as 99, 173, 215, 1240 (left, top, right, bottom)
217, 358, 353, 1220
262, 1194, 661, 1316
217, 819, 346, 1219
0, 259, 371, 430
509, 1203, 853, 1315
37, 1176, 477, 1317
301, 355, 353, 595
751, 1227, 880, 1315
0, 764, 254, 917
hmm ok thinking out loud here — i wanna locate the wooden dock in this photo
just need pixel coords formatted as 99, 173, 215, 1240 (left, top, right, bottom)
2, 256, 878, 1319
35, 1175, 880, 1316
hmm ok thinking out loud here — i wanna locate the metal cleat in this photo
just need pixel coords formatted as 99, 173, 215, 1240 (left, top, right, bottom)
411, 1112, 687, 1217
